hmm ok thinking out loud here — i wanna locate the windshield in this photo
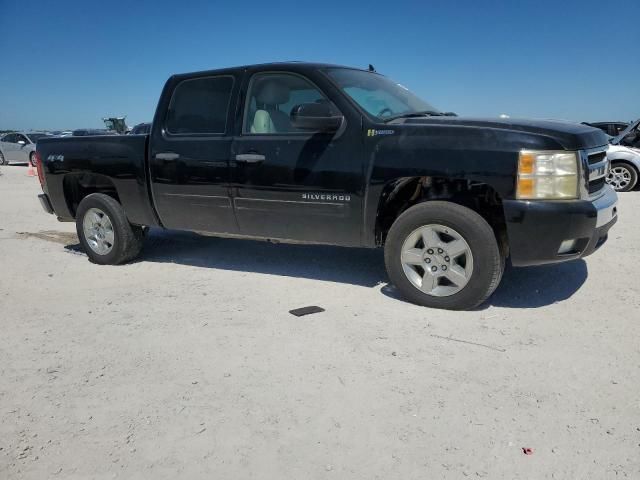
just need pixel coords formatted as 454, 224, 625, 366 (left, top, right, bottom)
326, 68, 439, 120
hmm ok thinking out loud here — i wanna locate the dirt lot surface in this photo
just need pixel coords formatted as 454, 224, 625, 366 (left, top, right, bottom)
1, 164, 639, 479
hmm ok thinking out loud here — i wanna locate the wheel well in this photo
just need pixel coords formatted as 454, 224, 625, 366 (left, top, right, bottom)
376, 176, 508, 254
610, 159, 639, 174
63, 173, 120, 217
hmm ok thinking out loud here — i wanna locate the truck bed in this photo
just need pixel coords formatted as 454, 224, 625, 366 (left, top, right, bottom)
37, 135, 160, 227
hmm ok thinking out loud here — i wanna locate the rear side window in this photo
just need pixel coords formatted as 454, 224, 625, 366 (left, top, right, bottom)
166, 76, 234, 135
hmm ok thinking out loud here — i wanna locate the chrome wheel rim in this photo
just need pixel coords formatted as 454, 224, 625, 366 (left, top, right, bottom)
400, 224, 474, 297
83, 208, 115, 255
606, 166, 632, 191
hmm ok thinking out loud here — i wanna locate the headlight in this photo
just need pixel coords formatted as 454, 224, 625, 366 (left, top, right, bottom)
516, 150, 579, 199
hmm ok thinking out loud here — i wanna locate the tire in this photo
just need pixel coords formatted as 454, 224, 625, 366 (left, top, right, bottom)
29, 152, 37, 167
606, 162, 638, 192
384, 201, 504, 310
0, 151, 7, 165
75, 193, 144, 265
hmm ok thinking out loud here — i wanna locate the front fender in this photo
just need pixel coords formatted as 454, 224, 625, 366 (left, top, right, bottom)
608, 147, 640, 170
362, 126, 540, 246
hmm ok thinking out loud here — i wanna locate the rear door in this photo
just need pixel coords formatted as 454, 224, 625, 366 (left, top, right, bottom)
149, 72, 240, 233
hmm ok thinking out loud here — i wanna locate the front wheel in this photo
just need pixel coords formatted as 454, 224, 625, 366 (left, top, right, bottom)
384, 201, 504, 310
29, 152, 37, 167
606, 162, 638, 192
76, 193, 144, 265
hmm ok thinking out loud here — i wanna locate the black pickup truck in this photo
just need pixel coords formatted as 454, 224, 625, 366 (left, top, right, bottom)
36, 62, 618, 310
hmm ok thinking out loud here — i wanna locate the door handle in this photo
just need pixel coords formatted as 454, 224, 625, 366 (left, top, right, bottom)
235, 153, 265, 163
155, 152, 180, 161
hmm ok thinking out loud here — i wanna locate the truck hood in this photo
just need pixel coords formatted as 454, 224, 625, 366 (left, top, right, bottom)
395, 116, 609, 151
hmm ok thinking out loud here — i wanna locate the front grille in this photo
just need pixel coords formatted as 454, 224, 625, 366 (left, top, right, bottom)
588, 151, 606, 165
586, 149, 608, 196
588, 177, 606, 194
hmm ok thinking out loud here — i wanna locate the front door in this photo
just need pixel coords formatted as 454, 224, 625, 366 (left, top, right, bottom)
149, 73, 239, 234
230, 71, 363, 246
14, 133, 30, 162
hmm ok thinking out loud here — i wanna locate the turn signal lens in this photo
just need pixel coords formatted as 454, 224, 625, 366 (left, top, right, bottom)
516, 150, 579, 200
518, 153, 535, 175
517, 178, 534, 198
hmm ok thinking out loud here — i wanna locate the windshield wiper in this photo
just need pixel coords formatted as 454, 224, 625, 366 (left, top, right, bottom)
383, 110, 445, 123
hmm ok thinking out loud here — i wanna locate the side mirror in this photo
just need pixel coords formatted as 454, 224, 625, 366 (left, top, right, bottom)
17, 140, 26, 146
290, 103, 343, 132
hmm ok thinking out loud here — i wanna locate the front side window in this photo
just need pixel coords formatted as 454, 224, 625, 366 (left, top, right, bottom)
244, 73, 339, 134
166, 76, 234, 134
326, 68, 438, 120
2, 133, 16, 143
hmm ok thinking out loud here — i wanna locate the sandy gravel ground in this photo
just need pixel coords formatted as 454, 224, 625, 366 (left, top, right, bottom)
0, 164, 639, 479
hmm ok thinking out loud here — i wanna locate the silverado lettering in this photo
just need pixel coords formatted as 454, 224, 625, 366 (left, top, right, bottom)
302, 193, 351, 202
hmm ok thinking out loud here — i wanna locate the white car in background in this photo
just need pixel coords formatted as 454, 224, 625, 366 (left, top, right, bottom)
607, 144, 640, 191
0, 132, 51, 166
606, 119, 640, 192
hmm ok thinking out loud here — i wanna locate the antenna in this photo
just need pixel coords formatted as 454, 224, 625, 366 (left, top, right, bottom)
368, 64, 375, 72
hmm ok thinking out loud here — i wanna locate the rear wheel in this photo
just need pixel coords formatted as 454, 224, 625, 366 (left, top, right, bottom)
606, 162, 638, 192
76, 193, 144, 265
384, 201, 504, 310
0, 151, 7, 165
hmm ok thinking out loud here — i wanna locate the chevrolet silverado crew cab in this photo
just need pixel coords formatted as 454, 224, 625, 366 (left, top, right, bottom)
35, 62, 618, 310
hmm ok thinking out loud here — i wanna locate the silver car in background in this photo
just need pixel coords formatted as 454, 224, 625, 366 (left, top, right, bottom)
0, 132, 51, 166
606, 119, 640, 192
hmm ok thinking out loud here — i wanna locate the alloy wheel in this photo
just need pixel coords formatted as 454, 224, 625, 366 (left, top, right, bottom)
607, 165, 633, 191
400, 224, 474, 297
82, 208, 115, 255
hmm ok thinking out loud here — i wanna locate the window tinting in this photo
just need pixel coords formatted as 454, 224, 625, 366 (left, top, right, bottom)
166, 76, 233, 134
